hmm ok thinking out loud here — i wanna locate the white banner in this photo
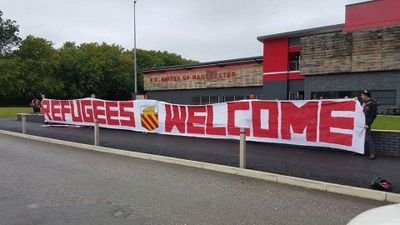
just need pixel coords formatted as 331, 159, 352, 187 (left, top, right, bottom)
41, 98, 366, 154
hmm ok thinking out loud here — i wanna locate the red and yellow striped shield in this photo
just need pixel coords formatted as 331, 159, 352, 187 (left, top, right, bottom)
141, 106, 158, 131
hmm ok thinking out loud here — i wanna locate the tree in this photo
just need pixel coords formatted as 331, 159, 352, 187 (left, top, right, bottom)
56, 42, 84, 98
134, 49, 198, 93
16, 35, 62, 99
0, 29, 198, 104
0, 57, 23, 96
56, 42, 135, 99
0, 10, 21, 55
136, 49, 197, 70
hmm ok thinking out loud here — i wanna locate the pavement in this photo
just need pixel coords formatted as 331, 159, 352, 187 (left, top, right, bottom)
0, 134, 386, 225
1, 117, 400, 194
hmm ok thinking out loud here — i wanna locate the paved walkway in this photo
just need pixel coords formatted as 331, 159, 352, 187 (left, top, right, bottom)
1, 117, 399, 193
0, 134, 385, 225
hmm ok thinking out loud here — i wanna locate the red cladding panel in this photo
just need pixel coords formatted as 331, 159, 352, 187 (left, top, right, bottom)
263, 72, 304, 81
344, 0, 400, 31
263, 38, 289, 73
289, 46, 301, 53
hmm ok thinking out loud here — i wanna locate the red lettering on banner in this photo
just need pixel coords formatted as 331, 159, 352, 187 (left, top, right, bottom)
81, 99, 94, 123
281, 102, 318, 142
119, 101, 135, 127
165, 104, 187, 133
60, 100, 71, 121
206, 105, 226, 136
227, 102, 250, 136
70, 100, 83, 122
319, 101, 355, 147
93, 100, 107, 124
41, 98, 362, 152
51, 100, 62, 121
41, 99, 52, 120
252, 101, 279, 138
105, 101, 120, 126
187, 106, 207, 134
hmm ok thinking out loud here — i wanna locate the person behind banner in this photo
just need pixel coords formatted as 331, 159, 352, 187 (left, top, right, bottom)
31, 97, 41, 113
249, 93, 257, 99
360, 90, 378, 160
40, 94, 46, 113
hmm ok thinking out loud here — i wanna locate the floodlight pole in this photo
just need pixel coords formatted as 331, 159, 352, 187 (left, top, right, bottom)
134, 0, 138, 96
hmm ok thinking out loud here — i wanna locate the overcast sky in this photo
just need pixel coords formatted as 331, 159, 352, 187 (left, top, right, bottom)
1, 0, 365, 62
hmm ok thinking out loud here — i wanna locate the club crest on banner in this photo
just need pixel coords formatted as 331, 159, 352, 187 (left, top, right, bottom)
141, 106, 158, 131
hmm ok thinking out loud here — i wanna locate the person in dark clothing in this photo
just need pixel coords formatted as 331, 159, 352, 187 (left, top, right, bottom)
31, 98, 41, 113
360, 90, 378, 159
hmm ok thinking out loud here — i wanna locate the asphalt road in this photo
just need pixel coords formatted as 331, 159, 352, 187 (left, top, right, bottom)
0, 134, 386, 225
1, 117, 400, 193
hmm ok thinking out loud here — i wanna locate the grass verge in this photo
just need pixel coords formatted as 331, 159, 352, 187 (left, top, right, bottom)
373, 115, 400, 131
0, 107, 32, 117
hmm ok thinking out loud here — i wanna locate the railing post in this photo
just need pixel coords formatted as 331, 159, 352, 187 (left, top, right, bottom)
239, 128, 247, 168
94, 120, 99, 146
22, 114, 26, 134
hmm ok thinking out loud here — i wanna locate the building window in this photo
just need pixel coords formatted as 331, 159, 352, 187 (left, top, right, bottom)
223, 96, 247, 102
224, 96, 235, 102
288, 54, 300, 71
191, 96, 201, 105
289, 37, 300, 47
246, 94, 257, 99
201, 96, 210, 105
235, 96, 245, 101
192, 95, 251, 104
310, 90, 396, 105
192, 96, 222, 105
311, 91, 359, 100
371, 90, 396, 105
209, 96, 219, 104
288, 91, 304, 100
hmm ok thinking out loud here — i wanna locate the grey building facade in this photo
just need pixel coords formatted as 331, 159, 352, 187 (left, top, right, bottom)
304, 71, 400, 112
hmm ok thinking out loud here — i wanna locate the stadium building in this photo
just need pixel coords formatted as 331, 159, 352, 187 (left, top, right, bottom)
144, 0, 400, 112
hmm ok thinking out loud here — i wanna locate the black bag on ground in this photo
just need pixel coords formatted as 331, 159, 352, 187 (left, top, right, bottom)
370, 177, 393, 192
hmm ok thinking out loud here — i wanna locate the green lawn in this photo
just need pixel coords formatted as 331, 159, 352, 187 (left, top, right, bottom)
0, 107, 33, 117
372, 115, 400, 131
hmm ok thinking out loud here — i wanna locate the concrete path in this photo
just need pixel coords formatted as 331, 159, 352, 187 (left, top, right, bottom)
0, 134, 386, 225
1, 117, 399, 193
